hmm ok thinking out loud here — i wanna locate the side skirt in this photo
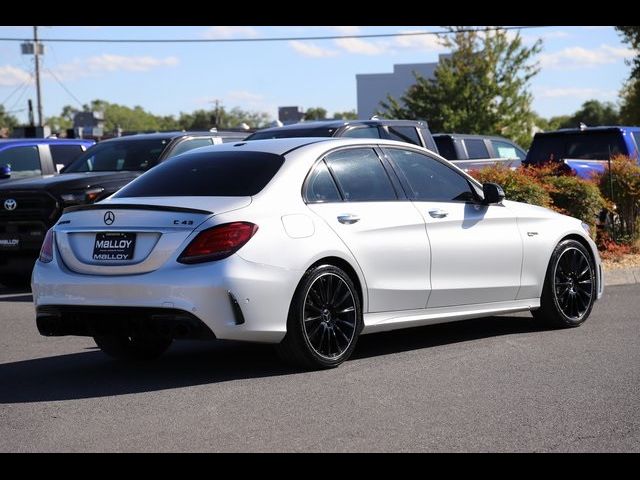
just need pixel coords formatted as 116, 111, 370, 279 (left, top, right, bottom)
361, 298, 540, 335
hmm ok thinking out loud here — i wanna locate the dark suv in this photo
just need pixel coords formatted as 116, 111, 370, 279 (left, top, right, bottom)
0, 138, 95, 181
524, 126, 640, 178
433, 133, 526, 171
245, 119, 439, 153
0, 130, 247, 284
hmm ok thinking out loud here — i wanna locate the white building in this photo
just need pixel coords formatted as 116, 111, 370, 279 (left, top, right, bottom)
356, 55, 449, 119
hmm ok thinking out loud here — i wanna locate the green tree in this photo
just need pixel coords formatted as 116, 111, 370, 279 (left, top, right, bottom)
615, 26, 640, 124
304, 107, 328, 121
0, 105, 19, 135
557, 99, 619, 128
333, 110, 358, 120
178, 106, 271, 130
619, 78, 640, 124
379, 27, 542, 147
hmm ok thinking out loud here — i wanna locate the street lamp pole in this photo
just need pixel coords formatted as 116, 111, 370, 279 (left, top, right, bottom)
33, 26, 43, 127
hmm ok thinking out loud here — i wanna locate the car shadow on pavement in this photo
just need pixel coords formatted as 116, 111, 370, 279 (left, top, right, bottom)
0, 314, 550, 404
0, 285, 32, 303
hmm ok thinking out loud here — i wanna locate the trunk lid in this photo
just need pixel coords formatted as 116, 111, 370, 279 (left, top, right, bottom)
54, 196, 251, 275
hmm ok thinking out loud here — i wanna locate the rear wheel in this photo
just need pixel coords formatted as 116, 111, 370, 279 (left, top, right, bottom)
276, 264, 362, 369
94, 334, 172, 361
533, 239, 596, 328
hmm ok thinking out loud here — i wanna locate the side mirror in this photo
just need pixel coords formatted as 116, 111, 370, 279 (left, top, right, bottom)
482, 182, 505, 205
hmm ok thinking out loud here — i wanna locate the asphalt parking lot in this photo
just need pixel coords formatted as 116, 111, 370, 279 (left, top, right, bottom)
1, 283, 639, 452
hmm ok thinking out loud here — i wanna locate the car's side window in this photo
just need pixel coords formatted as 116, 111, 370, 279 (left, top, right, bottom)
384, 147, 476, 202
387, 126, 421, 146
0, 146, 41, 178
50, 144, 85, 171
491, 139, 522, 159
463, 139, 490, 159
169, 137, 213, 158
341, 126, 381, 139
325, 148, 397, 202
305, 160, 342, 203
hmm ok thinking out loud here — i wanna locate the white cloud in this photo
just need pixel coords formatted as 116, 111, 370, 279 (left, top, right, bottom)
202, 26, 258, 39
334, 37, 386, 55
537, 87, 618, 99
392, 31, 444, 51
540, 44, 635, 68
48, 54, 179, 80
289, 40, 338, 58
0, 65, 32, 86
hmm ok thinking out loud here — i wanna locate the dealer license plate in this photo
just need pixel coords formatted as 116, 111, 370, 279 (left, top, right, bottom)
92, 232, 136, 261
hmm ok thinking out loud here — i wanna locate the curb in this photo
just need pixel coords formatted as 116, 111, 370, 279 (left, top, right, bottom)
603, 267, 640, 286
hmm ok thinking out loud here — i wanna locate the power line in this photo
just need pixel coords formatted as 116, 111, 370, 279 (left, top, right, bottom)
44, 67, 84, 108
1, 79, 30, 106
0, 26, 547, 44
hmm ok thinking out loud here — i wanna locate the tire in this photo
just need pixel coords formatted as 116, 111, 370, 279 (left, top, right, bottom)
276, 264, 363, 369
94, 334, 172, 361
532, 239, 597, 328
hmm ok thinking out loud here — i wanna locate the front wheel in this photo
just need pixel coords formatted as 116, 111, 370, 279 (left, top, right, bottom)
94, 334, 172, 361
276, 264, 363, 369
532, 239, 597, 328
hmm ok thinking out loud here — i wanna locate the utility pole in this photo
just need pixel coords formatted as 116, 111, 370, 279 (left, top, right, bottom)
33, 26, 43, 127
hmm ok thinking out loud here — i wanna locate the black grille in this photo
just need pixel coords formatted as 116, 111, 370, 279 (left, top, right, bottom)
0, 191, 59, 227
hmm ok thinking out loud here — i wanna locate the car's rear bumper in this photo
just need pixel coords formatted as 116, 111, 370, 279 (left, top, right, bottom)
32, 253, 303, 343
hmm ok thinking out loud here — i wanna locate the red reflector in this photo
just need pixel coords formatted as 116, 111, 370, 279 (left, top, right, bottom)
178, 222, 258, 264
39, 229, 55, 263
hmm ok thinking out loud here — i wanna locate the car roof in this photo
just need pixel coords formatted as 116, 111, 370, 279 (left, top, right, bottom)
0, 138, 94, 146
535, 126, 640, 136
189, 136, 436, 156
252, 119, 429, 134
98, 131, 245, 143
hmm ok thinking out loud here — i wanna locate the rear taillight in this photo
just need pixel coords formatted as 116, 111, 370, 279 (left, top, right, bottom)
177, 222, 258, 264
39, 229, 55, 263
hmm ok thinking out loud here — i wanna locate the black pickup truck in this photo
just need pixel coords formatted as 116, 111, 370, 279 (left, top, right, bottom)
0, 130, 247, 285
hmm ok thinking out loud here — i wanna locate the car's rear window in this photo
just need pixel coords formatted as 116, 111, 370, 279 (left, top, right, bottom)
113, 150, 284, 198
527, 131, 627, 164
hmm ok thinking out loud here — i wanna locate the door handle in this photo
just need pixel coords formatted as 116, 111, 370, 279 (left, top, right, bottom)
428, 209, 449, 219
337, 214, 360, 225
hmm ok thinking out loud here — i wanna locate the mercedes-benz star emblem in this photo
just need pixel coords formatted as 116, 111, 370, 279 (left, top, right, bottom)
103, 211, 115, 225
3, 199, 17, 211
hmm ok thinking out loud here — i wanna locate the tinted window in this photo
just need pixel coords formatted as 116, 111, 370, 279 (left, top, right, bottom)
491, 139, 524, 159
632, 132, 640, 154
113, 151, 284, 198
341, 126, 381, 139
325, 148, 397, 202
385, 148, 475, 202
463, 139, 489, 159
565, 132, 626, 159
247, 128, 336, 140
526, 135, 565, 164
169, 137, 212, 158
50, 144, 84, 171
305, 161, 341, 203
433, 136, 457, 160
388, 126, 421, 146
0, 146, 41, 178
65, 138, 169, 173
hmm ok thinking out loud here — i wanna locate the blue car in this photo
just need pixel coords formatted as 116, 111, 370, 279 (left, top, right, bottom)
0, 138, 95, 181
524, 126, 640, 179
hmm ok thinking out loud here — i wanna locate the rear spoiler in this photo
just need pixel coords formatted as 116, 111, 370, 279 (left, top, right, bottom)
63, 203, 213, 215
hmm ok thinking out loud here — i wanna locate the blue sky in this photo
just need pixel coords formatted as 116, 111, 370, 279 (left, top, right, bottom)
0, 26, 635, 125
